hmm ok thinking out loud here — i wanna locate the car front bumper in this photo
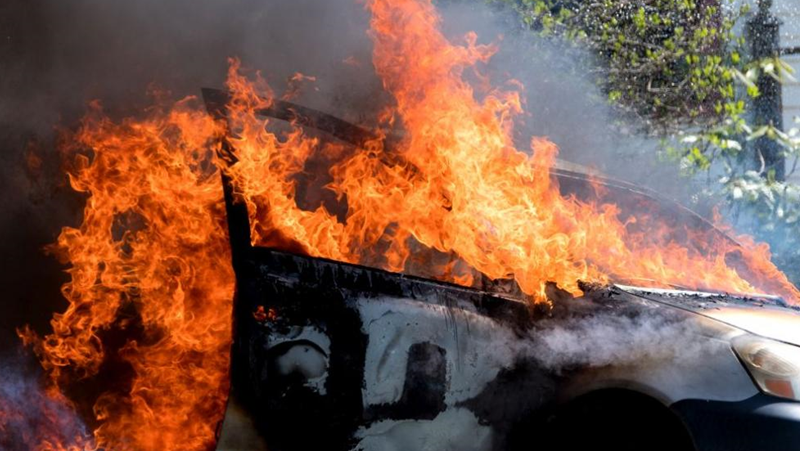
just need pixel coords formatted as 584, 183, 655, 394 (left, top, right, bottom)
673, 393, 800, 451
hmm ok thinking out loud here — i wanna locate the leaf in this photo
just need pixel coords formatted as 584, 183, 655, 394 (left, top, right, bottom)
731, 68, 756, 89
723, 139, 742, 151
778, 59, 798, 82
747, 126, 769, 141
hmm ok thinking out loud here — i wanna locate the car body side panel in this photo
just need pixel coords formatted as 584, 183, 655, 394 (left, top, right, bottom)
354, 296, 533, 451
216, 270, 762, 450
358, 296, 522, 407
561, 336, 758, 405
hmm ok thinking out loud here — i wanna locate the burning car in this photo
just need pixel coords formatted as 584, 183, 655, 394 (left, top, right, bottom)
8, 0, 800, 450
205, 90, 800, 451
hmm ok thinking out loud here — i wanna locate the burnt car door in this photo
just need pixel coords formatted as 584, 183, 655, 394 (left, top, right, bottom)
203, 89, 555, 451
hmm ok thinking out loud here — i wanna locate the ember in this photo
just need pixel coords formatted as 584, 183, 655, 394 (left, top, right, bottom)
3, 0, 799, 449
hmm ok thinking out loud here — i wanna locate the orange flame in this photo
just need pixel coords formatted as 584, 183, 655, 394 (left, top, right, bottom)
224, 0, 799, 303
10, 0, 799, 449
18, 98, 234, 450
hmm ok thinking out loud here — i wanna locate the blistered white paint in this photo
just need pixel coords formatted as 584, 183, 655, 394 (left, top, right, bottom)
357, 293, 758, 410
354, 407, 493, 451
357, 296, 524, 407
274, 344, 328, 393
267, 325, 332, 354
268, 325, 331, 395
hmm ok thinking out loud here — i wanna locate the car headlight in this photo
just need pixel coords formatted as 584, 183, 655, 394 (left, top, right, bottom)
732, 334, 800, 401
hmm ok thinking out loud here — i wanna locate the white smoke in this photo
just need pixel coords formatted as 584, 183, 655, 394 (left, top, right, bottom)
529, 309, 708, 372
0, 352, 92, 450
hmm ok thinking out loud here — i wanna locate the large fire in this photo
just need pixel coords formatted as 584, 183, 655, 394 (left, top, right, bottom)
3, 0, 799, 449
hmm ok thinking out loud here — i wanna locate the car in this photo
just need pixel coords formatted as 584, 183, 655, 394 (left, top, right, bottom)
202, 89, 800, 451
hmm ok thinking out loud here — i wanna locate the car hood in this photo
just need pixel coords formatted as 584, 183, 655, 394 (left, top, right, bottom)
616, 285, 800, 347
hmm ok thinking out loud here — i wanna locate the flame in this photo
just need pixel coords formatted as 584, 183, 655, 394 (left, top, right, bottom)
16, 97, 234, 450
7, 0, 800, 449
224, 0, 799, 303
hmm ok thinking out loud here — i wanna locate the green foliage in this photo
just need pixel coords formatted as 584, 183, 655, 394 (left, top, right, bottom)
498, 0, 751, 133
